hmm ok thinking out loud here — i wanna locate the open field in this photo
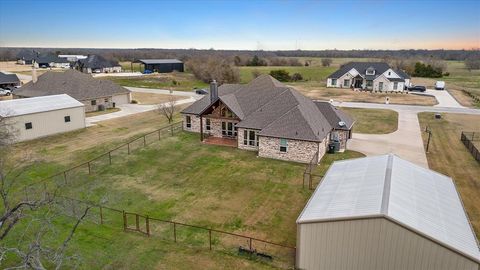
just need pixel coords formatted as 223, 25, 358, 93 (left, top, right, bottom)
131, 92, 184, 105
341, 108, 398, 134
418, 113, 480, 237
100, 72, 208, 91
239, 66, 336, 83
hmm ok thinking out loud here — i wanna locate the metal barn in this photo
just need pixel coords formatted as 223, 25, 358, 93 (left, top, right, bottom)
296, 154, 480, 270
135, 59, 184, 73
0, 94, 86, 142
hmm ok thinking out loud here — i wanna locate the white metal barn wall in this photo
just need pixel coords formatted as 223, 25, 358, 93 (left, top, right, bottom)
296, 218, 479, 270
8, 107, 85, 142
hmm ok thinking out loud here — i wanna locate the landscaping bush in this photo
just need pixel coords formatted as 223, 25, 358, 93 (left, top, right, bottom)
291, 73, 303, 81
269, 69, 291, 82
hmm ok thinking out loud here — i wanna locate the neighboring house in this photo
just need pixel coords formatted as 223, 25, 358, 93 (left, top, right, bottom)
134, 59, 184, 73
0, 94, 85, 142
58, 54, 88, 62
13, 69, 131, 112
181, 75, 354, 164
16, 49, 38, 65
36, 53, 70, 69
296, 154, 480, 270
75, 55, 122, 73
327, 62, 411, 92
0, 72, 21, 89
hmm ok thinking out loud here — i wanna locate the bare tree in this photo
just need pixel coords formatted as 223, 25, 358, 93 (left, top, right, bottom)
321, 58, 333, 67
0, 113, 93, 269
157, 95, 177, 124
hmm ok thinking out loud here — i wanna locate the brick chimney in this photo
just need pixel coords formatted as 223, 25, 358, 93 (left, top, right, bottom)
210, 80, 218, 102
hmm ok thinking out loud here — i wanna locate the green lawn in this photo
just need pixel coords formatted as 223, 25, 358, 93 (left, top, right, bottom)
341, 108, 398, 134
239, 66, 336, 83
101, 73, 208, 91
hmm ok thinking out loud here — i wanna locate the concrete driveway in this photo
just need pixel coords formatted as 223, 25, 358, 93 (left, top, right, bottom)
411, 89, 464, 108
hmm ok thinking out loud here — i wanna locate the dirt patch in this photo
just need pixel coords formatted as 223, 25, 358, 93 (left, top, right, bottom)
131, 92, 184, 105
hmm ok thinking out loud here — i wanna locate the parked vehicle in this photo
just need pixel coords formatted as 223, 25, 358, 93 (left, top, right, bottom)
435, 81, 445, 90
143, 69, 153, 74
195, 89, 208, 95
407, 85, 426, 92
0, 89, 12, 96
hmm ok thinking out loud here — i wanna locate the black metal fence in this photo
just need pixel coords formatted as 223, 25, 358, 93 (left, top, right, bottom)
303, 151, 323, 190
55, 196, 296, 269
461, 131, 480, 162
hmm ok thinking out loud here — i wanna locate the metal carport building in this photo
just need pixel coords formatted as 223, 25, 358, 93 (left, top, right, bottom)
296, 154, 480, 270
134, 59, 184, 73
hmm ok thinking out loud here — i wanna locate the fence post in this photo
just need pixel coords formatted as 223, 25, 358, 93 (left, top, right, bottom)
123, 211, 127, 231
63, 171, 67, 184
158, 129, 161, 140
87, 162, 91, 174
99, 206, 103, 225
143, 135, 146, 146
108, 151, 112, 165
209, 230, 212, 250
128, 143, 130, 155
146, 215, 150, 236
135, 214, 140, 231
173, 222, 177, 242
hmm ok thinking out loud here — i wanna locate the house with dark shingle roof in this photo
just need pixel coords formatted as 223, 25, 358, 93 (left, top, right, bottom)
181, 75, 354, 163
0, 72, 21, 89
327, 62, 411, 92
16, 49, 39, 65
75, 55, 122, 74
14, 69, 131, 112
36, 53, 70, 69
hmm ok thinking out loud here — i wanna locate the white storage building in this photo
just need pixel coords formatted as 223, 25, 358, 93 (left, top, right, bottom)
296, 154, 480, 270
0, 94, 86, 142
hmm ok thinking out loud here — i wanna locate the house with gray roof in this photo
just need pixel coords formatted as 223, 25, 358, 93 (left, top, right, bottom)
181, 75, 354, 163
327, 62, 411, 92
0, 72, 21, 89
14, 69, 131, 112
75, 55, 122, 74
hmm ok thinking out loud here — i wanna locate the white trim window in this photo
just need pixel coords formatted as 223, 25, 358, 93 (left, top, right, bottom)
243, 129, 259, 147
186, 115, 191, 128
366, 68, 375, 75
343, 79, 350, 87
379, 82, 384, 91
393, 82, 398, 90
279, 138, 288, 152
331, 79, 337, 86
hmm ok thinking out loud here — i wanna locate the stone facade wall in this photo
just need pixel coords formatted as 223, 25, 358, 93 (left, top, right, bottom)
330, 130, 350, 151
183, 114, 201, 132
258, 136, 320, 164
237, 128, 259, 151
208, 118, 225, 137
81, 96, 114, 112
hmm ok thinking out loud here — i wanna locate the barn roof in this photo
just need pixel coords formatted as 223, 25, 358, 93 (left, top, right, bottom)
297, 154, 480, 263
13, 69, 130, 101
0, 94, 84, 117
135, 59, 183, 64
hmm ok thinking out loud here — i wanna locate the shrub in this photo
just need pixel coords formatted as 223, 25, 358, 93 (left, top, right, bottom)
246, 55, 268, 66
291, 73, 303, 81
412, 62, 443, 78
269, 69, 291, 82
321, 58, 333, 67
186, 57, 240, 84
251, 69, 261, 78
131, 100, 138, 104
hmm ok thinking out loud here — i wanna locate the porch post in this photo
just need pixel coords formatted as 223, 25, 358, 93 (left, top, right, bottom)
200, 116, 204, 141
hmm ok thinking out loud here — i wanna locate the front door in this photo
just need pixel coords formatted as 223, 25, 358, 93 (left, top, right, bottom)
354, 79, 362, 88
222, 122, 237, 138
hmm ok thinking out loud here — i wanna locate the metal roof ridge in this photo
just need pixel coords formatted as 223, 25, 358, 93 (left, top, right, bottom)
380, 154, 394, 215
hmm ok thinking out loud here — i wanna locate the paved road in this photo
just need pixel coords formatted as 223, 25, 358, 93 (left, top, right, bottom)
333, 101, 480, 168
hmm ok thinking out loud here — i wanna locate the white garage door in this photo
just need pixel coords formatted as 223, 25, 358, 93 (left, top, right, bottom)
112, 94, 130, 105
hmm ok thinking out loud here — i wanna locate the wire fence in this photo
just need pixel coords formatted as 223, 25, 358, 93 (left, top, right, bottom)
461, 131, 480, 162
26, 121, 184, 189
53, 196, 296, 269
303, 151, 322, 190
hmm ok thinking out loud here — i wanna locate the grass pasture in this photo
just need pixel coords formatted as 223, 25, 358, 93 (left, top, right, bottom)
341, 108, 399, 134
101, 72, 208, 91
418, 113, 480, 237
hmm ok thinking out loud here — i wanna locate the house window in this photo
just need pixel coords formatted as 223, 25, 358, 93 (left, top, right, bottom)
279, 138, 288, 152
25, 122, 32, 130
104, 98, 109, 103
379, 82, 384, 91
366, 68, 375, 75
205, 118, 211, 130
64, 116, 71, 122
366, 80, 373, 87
388, 71, 391, 76
243, 129, 259, 147
331, 79, 337, 86
343, 79, 350, 87
186, 116, 191, 128
91, 100, 97, 106
393, 82, 398, 90
222, 121, 236, 137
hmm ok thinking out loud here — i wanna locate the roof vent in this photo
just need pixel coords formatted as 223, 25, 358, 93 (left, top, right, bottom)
339, 121, 346, 127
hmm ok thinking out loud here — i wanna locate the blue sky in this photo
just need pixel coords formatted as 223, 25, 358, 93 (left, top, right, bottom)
0, 0, 479, 50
